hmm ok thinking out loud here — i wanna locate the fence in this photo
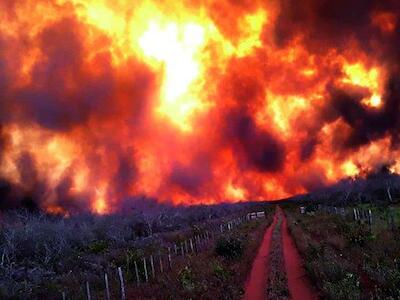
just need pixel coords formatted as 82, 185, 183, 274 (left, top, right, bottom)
59, 213, 261, 299
316, 204, 399, 229
316, 205, 373, 226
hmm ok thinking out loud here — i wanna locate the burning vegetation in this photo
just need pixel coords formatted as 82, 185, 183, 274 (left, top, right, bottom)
0, 0, 400, 214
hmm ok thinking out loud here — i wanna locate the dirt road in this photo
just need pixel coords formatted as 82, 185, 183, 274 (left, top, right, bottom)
243, 213, 278, 300
243, 208, 318, 300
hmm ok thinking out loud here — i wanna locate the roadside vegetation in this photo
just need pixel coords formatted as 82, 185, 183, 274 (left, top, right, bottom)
284, 203, 400, 300
131, 210, 274, 299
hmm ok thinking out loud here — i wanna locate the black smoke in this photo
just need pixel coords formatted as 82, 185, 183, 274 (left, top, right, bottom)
225, 110, 286, 173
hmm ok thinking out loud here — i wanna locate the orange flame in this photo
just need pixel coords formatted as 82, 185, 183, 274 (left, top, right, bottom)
0, 0, 399, 213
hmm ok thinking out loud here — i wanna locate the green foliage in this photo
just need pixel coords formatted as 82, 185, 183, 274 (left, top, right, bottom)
322, 272, 361, 300
124, 248, 145, 281
178, 266, 195, 291
305, 242, 325, 260
343, 223, 374, 246
214, 236, 244, 260
212, 263, 230, 281
364, 263, 400, 297
87, 240, 108, 254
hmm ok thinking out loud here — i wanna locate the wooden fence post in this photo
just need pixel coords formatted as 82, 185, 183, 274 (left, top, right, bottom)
143, 257, 149, 282
117, 267, 126, 300
85, 282, 91, 300
168, 247, 172, 270
134, 260, 140, 286
189, 239, 194, 253
159, 252, 163, 273
104, 273, 110, 300
150, 255, 155, 279
184, 240, 189, 254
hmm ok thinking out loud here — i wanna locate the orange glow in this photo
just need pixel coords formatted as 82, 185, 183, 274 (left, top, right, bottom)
342, 62, 384, 108
0, 0, 398, 214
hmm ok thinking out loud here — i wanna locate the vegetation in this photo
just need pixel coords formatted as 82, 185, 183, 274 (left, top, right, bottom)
284, 203, 400, 299
0, 203, 273, 299
130, 213, 274, 299
215, 236, 244, 260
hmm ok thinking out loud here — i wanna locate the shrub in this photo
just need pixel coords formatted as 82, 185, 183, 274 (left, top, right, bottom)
322, 272, 361, 300
87, 240, 108, 254
178, 266, 195, 291
214, 237, 244, 260
344, 223, 374, 246
212, 263, 230, 281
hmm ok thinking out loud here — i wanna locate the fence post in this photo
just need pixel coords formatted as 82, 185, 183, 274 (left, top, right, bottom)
143, 257, 149, 282
134, 260, 140, 286
159, 252, 163, 273
85, 282, 91, 300
104, 273, 110, 300
117, 267, 126, 300
168, 247, 172, 269
189, 239, 194, 253
184, 240, 189, 254
150, 255, 155, 279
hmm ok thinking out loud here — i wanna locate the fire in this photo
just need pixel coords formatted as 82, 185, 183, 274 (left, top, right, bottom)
139, 22, 206, 131
342, 62, 384, 108
0, 0, 399, 214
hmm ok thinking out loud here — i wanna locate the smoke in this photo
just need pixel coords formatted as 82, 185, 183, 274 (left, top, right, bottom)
224, 110, 286, 173
325, 73, 400, 150
0, 0, 399, 213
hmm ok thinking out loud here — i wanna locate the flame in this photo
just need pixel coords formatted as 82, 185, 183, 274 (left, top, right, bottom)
342, 62, 384, 108
0, 0, 399, 214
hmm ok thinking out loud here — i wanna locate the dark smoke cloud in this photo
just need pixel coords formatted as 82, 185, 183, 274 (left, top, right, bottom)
274, 0, 395, 49
169, 153, 212, 196
17, 152, 38, 191
300, 137, 318, 161
325, 73, 400, 150
113, 148, 137, 196
273, 0, 400, 84
18, 18, 114, 131
225, 110, 286, 172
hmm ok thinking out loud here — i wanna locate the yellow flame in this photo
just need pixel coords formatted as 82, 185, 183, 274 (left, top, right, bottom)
342, 62, 384, 108
139, 22, 206, 131
342, 160, 359, 177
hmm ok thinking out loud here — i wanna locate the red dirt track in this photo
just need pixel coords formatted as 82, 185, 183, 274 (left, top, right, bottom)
281, 210, 319, 300
243, 213, 278, 300
243, 208, 319, 300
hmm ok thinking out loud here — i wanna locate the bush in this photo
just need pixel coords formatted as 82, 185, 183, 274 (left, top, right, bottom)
178, 266, 195, 291
214, 237, 244, 260
322, 273, 361, 300
87, 240, 108, 254
344, 223, 374, 246
212, 263, 230, 281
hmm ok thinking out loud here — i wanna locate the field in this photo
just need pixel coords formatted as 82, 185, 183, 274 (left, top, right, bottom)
284, 203, 400, 299
2, 192, 400, 299
0, 202, 274, 299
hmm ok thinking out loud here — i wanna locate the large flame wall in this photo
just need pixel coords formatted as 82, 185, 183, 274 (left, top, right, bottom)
0, 0, 399, 213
